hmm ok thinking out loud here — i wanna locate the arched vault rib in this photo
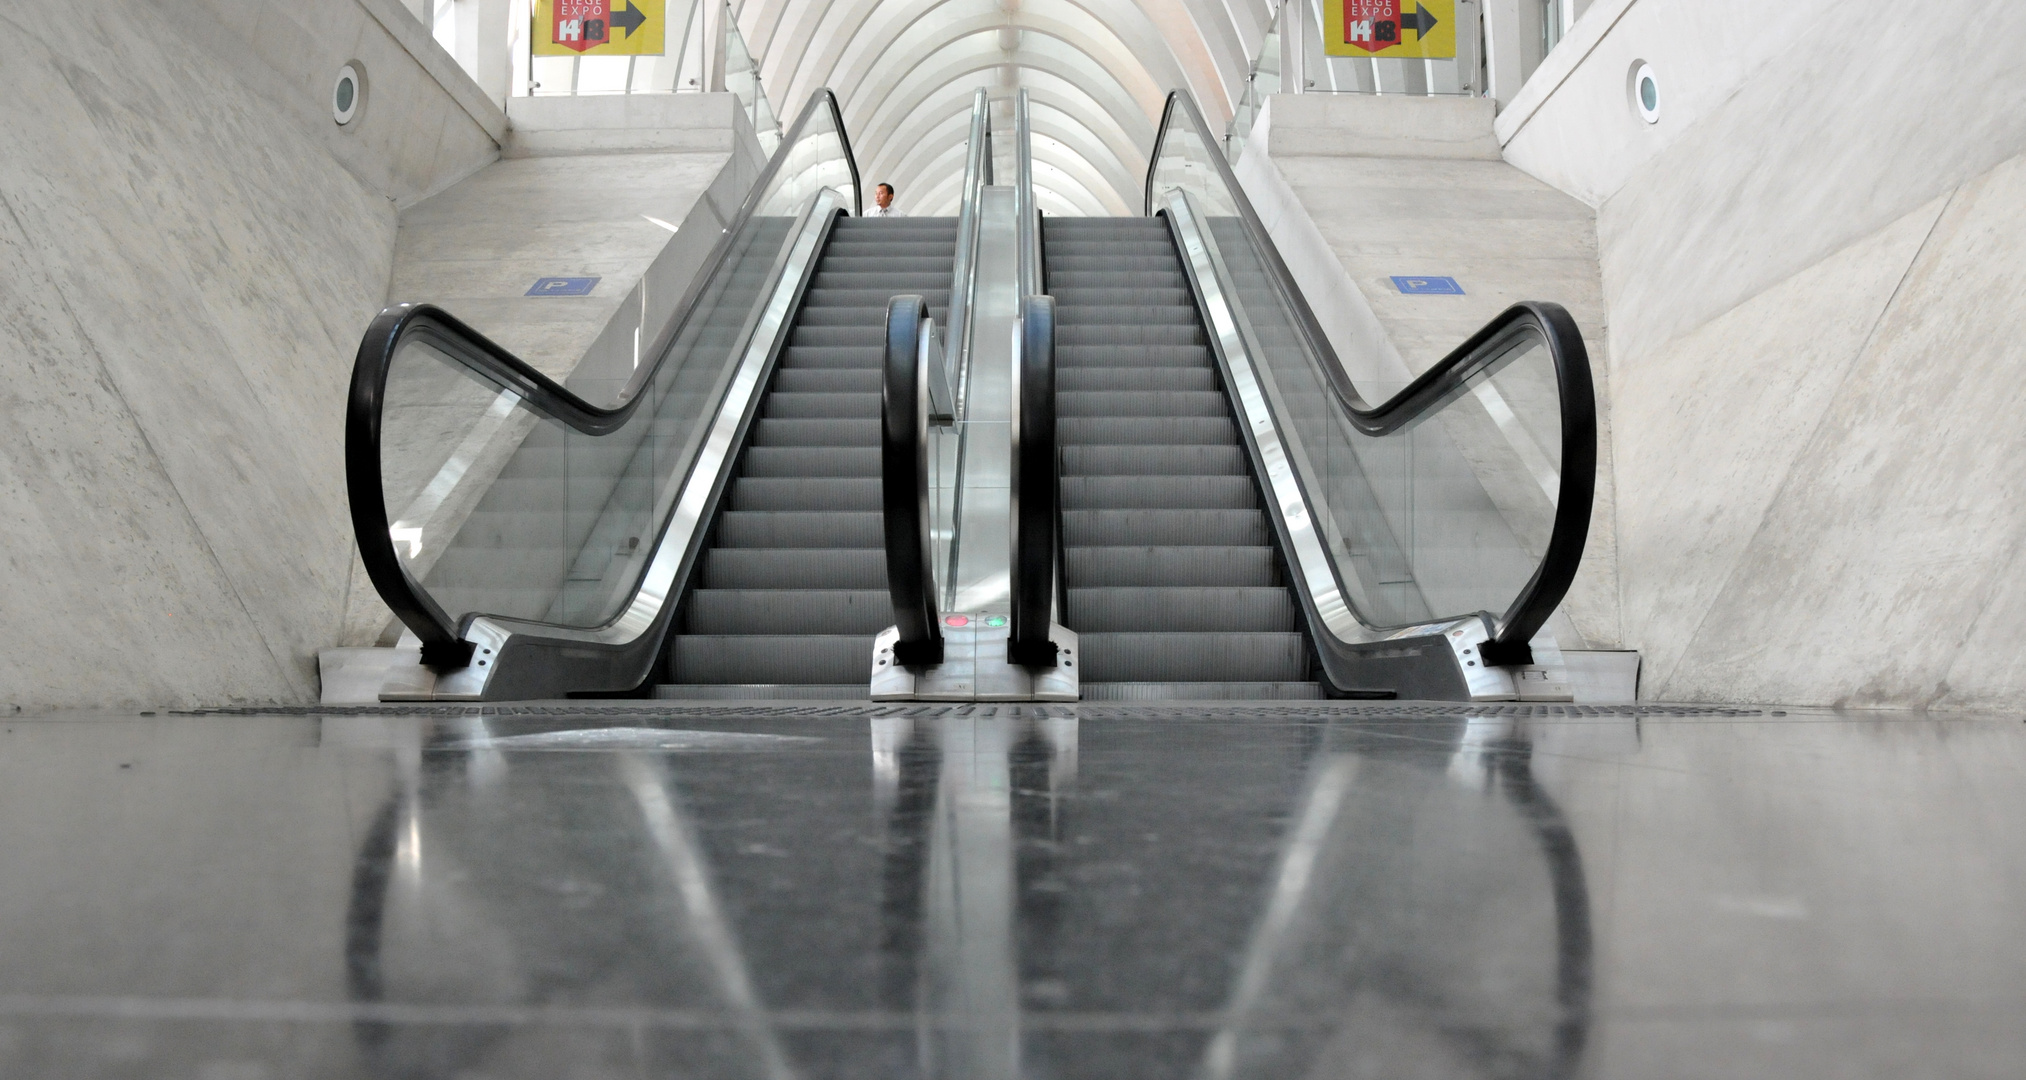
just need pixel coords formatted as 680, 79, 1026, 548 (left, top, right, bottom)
833, 1, 1167, 124
850, 30, 1147, 152
864, 74, 1152, 215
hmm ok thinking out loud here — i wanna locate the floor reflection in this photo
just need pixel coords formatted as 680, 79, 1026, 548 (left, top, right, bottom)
343, 711, 1592, 1078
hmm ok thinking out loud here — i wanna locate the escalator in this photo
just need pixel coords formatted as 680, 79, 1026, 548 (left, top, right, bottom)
1021, 90, 1597, 701
344, 84, 1595, 705
1047, 217, 1311, 696
664, 217, 955, 695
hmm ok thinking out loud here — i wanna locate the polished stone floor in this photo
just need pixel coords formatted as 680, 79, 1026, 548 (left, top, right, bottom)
0, 701, 2020, 1078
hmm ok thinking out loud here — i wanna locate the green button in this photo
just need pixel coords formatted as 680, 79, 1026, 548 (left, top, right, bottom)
985, 615, 1008, 627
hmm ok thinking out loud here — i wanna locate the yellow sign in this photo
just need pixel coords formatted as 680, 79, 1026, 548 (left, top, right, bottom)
1324, 1, 1455, 59
533, 0, 665, 57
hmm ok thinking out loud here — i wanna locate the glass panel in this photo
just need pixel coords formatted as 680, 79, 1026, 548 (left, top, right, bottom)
1226, 6, 1281, 162
375, 96, 850, 635
1149, 101, 1570, 636
723, 8, 782, 154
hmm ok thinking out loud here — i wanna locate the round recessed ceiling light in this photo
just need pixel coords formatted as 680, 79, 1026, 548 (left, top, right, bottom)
1630, 61, 1660, 124
333, 63, 363, 125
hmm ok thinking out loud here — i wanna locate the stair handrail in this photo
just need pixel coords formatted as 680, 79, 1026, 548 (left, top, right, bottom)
348, 88, 858, 676
943, 89, 992, 417
1008, 89, 1058, 665
881, 295, 944, 667
1144, 88, 1596, 663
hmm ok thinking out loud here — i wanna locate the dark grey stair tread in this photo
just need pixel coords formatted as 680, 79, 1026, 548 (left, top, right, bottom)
1061, 476, 1256, 510
1067, 587, 1297, 632
1057, 305, 1201, 326
748, 418, 881, 447
772, 369, 881, 393
1076, 632, 1308, 683
1058, 391, 1229, 418
1051, 287, 1193, 305
1057, 345, 1213, 367
740, 446, 879, 477
789, 326, 885, 347
654, 684, 872, 700
1063, 509, 1269, 547
1057, 325, 1206, 346
777, 346, 883, 369
1061, 445, 1248, 476
670, 635, 875, 684
1058, 367, 1218, 392
726, 477, 880, 512
702, 549, 887, 590
1064, 546, 1278, 587
1079, 682, 1321, 701
762, 392, 880, 419
687, 589, 892, 634
716, 511, 883, 548
1058, 417, 1237, 445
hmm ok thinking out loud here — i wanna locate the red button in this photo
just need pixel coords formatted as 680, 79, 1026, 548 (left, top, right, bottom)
944, 615, 970, 627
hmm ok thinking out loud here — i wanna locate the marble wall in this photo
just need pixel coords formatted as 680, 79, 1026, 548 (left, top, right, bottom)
0, 0, 501, 710
1498, 0, 2026, 707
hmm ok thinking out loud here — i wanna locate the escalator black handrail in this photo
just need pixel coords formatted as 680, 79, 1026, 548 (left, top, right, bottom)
1145, 89, 1595, 653
882, 295, 944, 667
348, 88, 859, 663
1009, 295, 1057, 666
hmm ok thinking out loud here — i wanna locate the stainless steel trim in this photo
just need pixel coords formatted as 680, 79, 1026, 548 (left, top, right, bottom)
945, 89, 991, 418
427, 187, 845, 697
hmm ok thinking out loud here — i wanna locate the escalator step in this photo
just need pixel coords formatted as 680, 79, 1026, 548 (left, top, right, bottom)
1064, 546, 1277, 588
716, 511, 883, 548
1058, 367, 1217, 393
777, 346, 882, 369
702, 548, 887, 589
790, 325, 885, 348
1058, 417, 1236, 445
1077, 632, 1308, 683
1067, 587, 1297, 632
762, 392, 880, 419
748, 418, 880, 447
672, 635, 875, 684
772, 369, 881, 394
1062, 445, 1248, 476
1061, 475, 1256, 510
727, 477, 881, 512
740, 446, 879, 477
1063, 509, 1269, 547
1057, 344, 1213, 368
1058, 324, 1205, 347
1057, 391, 1229, 418
687, 589, 892, 635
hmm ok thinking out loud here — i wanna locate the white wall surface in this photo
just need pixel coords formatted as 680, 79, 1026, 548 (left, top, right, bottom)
1495, 0, 2026, 707
0, 0, 502, 710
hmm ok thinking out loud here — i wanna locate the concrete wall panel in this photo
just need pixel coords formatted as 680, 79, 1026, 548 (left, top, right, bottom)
1493, 0, 2026, 706
1654, 160, 2026, 707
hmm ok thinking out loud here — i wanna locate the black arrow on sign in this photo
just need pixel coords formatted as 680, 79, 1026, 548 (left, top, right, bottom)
1401, 2, 1439, 38
610, 0, 648, 37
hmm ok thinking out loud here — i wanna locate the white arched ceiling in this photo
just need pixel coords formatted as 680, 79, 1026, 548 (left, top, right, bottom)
738, 0, 1274, 216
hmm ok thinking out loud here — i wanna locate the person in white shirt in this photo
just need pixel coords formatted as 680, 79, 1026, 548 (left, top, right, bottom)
869, 182, 905, 217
